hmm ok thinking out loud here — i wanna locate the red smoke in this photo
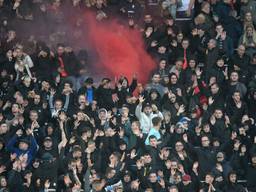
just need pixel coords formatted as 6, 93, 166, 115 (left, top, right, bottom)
83, 12, 156, 84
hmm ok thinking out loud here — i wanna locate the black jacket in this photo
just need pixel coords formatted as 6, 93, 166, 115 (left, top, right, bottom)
96, 86, 115, 110
34, 54, 58, 79
246, 164, 256, 191
223, 182, 246, 192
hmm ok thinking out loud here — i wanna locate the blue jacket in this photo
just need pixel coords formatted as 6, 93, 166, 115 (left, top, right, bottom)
6, 135, 38, 165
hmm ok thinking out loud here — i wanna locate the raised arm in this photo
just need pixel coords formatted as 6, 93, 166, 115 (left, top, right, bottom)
129, 75, 138, 93
63, 94, 70, 112
49, 89, 56, 115
27, 123, 39, 156
58, 113, 68, 154
135, 96, 145, 120
28, 135, 38, 158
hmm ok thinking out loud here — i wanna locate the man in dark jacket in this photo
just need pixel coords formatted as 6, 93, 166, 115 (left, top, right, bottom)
179, 174, 197, 192
56, 44, 82, 91
226, 91, 248, 126
183, 134, 216, 179
199, 172, 222, 192
205, 39, 219, 71
207, 83, 225, 113
226, 71, 247, 101
230, 44, 250, 83
34, 43, 58, 80
206, 56, 228, 85
96, 78, 115, 111
246, 154, 256, 191
215, 23, 234, 57
223, 171, 246, 192
183, 133, 230, 179
8, 159, 25, 192
78, 77, 96, 104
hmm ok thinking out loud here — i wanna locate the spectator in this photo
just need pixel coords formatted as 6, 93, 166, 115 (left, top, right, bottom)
239, 25, 256, 57
135, 96, 163, 134
223, 171, 247, 192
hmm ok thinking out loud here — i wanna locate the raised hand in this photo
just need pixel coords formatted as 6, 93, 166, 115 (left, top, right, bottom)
159, 150, 164, 160
183, 133, 188, 143
158, 178, 165, 188
10, 153, 17, 161
151, 40, 158, 47
136, 159, 144, 169
138, 95, 145, 104
223, 67, 228, 79
130, 149, 137, 159
26, 128, 33, 135
177, 105, 185, 114
112, 93, 119, 103
210, 115, 216, 125
225, 115, 230, 126
195, 68, 203, 77
208, 97, 214, 105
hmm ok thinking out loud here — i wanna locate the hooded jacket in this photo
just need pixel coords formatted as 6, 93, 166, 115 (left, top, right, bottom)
135, 104, 163, 134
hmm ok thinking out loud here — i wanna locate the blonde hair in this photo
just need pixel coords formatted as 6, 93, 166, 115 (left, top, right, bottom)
241, 25, 256, 46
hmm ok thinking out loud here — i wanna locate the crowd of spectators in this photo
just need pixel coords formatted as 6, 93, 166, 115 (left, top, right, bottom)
1, 0, 256, 191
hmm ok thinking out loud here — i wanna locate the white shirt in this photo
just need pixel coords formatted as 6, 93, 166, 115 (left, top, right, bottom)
177, 0, 193, 12
135, 104, 163, 134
